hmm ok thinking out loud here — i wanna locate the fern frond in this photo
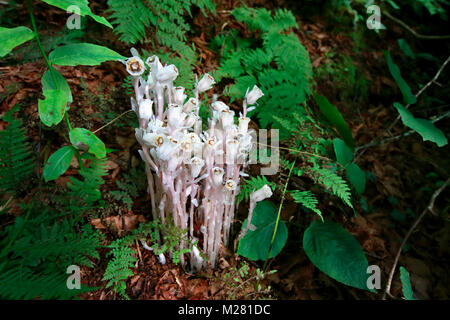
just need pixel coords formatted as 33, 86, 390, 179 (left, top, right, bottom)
310, 167, 353, 209
290, 190, 323, 221
0, 108, 34, 195
107, 0, 154, 44
68, 156, 108, 205
102, 238, 137, 299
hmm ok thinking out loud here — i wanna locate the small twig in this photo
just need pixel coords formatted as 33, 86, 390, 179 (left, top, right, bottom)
386, 55, 450, 133
355, 110, 450, 154
354, 55, 450, 159
93, 110, 133, 134
382, 177, 450, 300
384, 11, 450, 40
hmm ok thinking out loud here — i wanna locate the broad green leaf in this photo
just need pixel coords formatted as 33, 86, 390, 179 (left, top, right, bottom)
40, 0, 113, 28
346, 163, 366, 194
0, 26, 34, 57
49, 43, 125, 66
38, 89, 69, 126
400, 266, 416, 300
333, 138, 354, 167
42, 67, 73, 103
43, 146, 75, 182
394, 102, 448, 147
314, 94, 354, 150
69, 128, 106, 159
303, 220, 372, 291
237, 201, 288, 261
386, 51, 417, 105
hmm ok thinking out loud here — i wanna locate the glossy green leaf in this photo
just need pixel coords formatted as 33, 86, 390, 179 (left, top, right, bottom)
0, 26, 34, 57
303, 220, 371, 291
69, 128, 106, 159
49, 43, 125, 66
237, 201, 288, 260
394, 102, 447, 147
333, 138, 354, 167
40, 0, 113, 28
43, 146, 75, 182
386, 51, 417, 105
42, 67, 73, 103
346, 163, 366, 194
314, 94, 354, 150
400, 266, 416, 300
38, 89, 69, 127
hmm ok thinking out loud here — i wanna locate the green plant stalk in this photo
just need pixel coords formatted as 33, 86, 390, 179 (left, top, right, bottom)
262, 159, 296, 272
27, 0, 84, 171
27, 0, 73, 133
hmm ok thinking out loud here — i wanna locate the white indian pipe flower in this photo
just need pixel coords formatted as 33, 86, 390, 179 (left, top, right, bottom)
172, 86, 186, 105
142, 132, 166, 148
156, 138, 179, 160
212, 167, 224, 186
147, 116, 167, 134
183, 98, 198, 113
226, 139, 239, 162
183, 113, 198, 128
189, 157, 205, 178
220, 109, 235, 129
250, 185, 273, 203
138, 98, 154, 121
158, 253, 166, 265
146, 55, 163, 70
224, 179, 237, 191
238, 117, 250, 134
211, 101, 229, 113
196, 73, 215, 92
156, 64, 178, 84
245, 85, 264, 105
125, 56, 145, 76
167, 105, 185, 128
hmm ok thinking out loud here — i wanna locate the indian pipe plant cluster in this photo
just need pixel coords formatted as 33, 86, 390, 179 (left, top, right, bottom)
123, 49, 271, 271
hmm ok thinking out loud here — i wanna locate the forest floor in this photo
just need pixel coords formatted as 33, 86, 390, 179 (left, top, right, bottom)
0, 0, 449, 300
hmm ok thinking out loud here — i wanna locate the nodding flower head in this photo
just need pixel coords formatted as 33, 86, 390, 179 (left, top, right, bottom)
250, 185, 273, 203
224, 179, 237, 192
212, 167, 224, 186
183, 97, 198, 113
167, 105, 185, 128
211, 101, 229, 113
220, 109, 235, 129
126, 56, 145, 76
143, 132, 166, 148
245, 85, 264, 105
157, 137, 179, 160
189, 157, 205, 178
226, 139, 239, 162
147, 116, 167, 134
138, 98, 154, 121
183, 113, 198, 128
196, 73, 215, 92
173, 86, 187, 106
156, 64, 178, 84
238, 117, 250, 134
